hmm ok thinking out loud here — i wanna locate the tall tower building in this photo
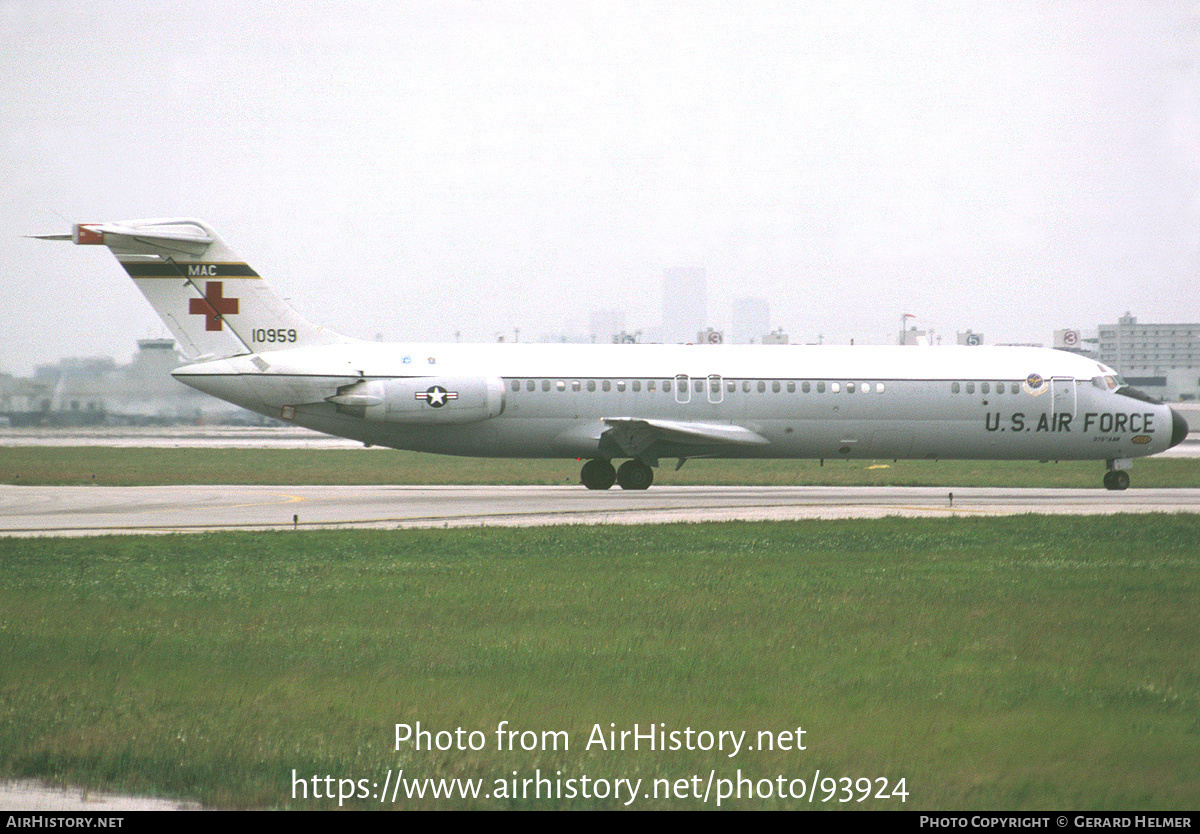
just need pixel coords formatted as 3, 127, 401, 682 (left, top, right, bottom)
662, 267, 707, 343
732, 297, 770, 343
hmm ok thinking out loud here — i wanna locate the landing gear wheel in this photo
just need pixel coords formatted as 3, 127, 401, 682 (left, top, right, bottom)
616, 460, 654, 490
580, 459, 617, 490
1103, 470, 1130, 491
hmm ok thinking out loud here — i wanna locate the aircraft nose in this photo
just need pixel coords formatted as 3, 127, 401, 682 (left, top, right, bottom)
1169, 407, 1189, 449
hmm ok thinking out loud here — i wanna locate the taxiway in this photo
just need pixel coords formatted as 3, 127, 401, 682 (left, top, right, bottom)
1, 484, 1197, 537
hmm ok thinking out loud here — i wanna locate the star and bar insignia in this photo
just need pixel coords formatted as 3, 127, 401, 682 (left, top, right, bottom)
414, 385, 458, 408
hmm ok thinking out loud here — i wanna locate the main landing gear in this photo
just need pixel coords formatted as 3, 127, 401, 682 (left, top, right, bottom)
617, 460, 654, 490
580, 459, 616, 490
580, 459, 654, 490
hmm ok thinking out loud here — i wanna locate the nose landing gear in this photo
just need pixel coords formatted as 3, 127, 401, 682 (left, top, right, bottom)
1103, 469, 1130, 491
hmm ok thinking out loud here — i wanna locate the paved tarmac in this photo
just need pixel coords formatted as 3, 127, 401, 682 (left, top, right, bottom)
2, 484, 1197, 536
3, 422, 1198, 454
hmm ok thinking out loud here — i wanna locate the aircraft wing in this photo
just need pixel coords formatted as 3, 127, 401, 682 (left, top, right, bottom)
601, 417, 769, 462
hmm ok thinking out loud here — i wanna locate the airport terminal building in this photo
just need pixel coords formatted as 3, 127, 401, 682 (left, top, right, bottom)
0, 339, 252, 425
1097, 313, 1200, 402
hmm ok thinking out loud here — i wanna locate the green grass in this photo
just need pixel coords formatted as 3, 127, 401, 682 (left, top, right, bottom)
3, 446, 1199, 487
1, 516, 1197, 809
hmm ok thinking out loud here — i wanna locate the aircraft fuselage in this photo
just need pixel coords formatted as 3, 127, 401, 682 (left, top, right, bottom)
174, 341, 1187, 468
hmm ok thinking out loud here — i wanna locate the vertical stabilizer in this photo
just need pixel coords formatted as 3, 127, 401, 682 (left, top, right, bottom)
41, 218, 352, 359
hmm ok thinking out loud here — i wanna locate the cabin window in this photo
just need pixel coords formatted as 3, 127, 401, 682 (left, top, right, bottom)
966, 382, 975, 394
694, 379, 703, 393
556, 380, 566, 391
846, 382, 856, 393
727, 381, 736, 393
663, 380, 672, 392
772, 381, 781, 393
951, 382, 960, 394
511, 380, 520, 392
831, 382, 841, 393
542, 380, 551, 392
632, 380, 641, 392
572, 380, 581, 392
743, 380, 751, 393
787, 381, 795, 393
802, 381, 811, 393
602, 380, 611, 392
876, 383, 885, 393
648, 380, 656, 392
817, 381, 826, 393
757, 381, 766, 393
981, 382, 990, 394
587, 380, 596, 392
617, 381, 626, 392
526, 380, 535, 392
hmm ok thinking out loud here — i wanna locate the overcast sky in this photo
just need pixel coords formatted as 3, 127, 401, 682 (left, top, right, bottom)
3, 1, 1198, 375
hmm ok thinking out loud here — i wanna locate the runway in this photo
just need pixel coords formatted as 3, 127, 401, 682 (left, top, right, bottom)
3, 421, 1199, 454
2, 484, 1197, 536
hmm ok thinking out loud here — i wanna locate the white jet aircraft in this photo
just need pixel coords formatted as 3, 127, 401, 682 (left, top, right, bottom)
35, 218, 1187, 490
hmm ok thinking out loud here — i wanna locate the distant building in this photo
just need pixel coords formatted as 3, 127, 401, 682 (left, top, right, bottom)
662, 267, 707, 343
731, 297, 770, 343
0, 375, 50, 424
957, 330, 984, 346
1, 339, 257, 425
1097, 313, 1200, 401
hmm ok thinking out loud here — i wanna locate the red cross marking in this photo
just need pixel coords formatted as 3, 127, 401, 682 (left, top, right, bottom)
189, 281, 239, 331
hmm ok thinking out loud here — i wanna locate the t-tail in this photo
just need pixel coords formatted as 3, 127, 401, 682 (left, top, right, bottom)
33, 218, 353, 359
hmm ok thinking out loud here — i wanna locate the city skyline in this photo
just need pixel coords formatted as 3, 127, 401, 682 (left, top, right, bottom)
5, 3, 1199, 376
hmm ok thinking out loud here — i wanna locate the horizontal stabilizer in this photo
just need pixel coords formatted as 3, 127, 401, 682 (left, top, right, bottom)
30, 220, 214, 248
81, 221, 214, 245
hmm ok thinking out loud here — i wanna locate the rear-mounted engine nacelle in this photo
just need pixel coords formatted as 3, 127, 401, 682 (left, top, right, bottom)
327, 377, 505, 424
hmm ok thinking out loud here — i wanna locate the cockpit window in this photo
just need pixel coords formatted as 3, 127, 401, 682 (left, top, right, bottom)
1115, 385, 1162, 405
